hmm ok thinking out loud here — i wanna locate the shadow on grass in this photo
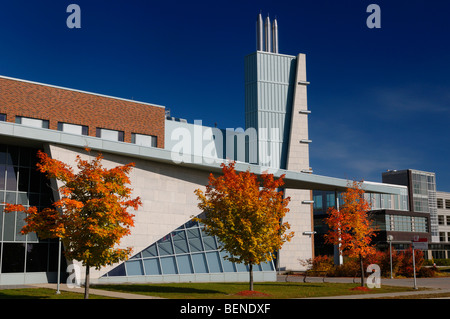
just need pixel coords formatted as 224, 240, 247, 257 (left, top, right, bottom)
0, 291, 46, 299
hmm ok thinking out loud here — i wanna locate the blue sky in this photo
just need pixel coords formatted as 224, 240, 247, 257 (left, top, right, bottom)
0, 0, 449, 191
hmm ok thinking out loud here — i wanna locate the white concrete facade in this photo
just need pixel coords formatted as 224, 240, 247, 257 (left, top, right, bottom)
279, 54, 313, 272
48, 144, 209, 282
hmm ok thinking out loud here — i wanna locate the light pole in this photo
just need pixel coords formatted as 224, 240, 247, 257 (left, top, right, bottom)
56, 237, 61, 294
387, 235, 393, 279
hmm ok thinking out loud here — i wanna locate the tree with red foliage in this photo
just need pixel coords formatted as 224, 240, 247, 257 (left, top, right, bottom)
194, 161, 293, 291
4, 149, 141, 299
324, 181, 377, 287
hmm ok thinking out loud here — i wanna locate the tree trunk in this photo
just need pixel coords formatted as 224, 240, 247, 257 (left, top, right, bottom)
249, 264, 254, 291
84, 265, 90, 299
359, 254, 365, 287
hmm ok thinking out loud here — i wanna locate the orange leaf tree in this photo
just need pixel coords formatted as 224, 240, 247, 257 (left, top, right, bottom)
324, 181, 376, 287
194, 162, 293, 291
4, 149, 141, 299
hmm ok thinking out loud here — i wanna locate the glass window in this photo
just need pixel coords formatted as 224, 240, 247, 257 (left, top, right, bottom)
18, 167, 29, 192
96, 128, 124, 142
206, 252, 222, 273
0, 113, 6, 121
5, 166, 18, 191
142, 244, 158, 258
176, 255, 194, 274
192, 253, 208, 273
104, 219, 276, 278
126, 260, 144, 276
3, 209, 16, 241
414, 217, 427, 233
260, 260, 274, 271
235, 262, 249, 272
187, 228, 204, 252
58, 122, 88, 136
446, 200, 450, 210
326, 193, 335, 209
0, 164, 5, 190
143, 258, 161, 275
16, 116, 49, 129
172, 230, 189, 254
15, 210, 27, 241
437, 199, 444, 209
0, 145, 6, 164
1, 243, 25, 273
26, 243, 49, 272
160, 256, 177, 274
107, 263, 126, 276
220, 250, 236, 272
157, 237, 174, 256
313, 194, 323, 211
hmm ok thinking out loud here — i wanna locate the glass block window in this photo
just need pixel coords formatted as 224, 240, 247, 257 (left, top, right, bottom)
57, 122, 88, 136
131, 133, 157, 147
103, 219, 275, 278
15, 116, 49, 129
96, 128, 124, 142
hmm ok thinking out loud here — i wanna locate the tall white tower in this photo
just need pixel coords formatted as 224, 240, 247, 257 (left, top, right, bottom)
245, 13, 313, 271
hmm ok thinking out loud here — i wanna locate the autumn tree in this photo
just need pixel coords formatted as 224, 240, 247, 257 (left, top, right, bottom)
324, 181, 376, 287
4, 149, 141, 299
194, 162, 293, 291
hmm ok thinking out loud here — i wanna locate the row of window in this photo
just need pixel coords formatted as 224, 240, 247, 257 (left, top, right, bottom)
384, 215, 428, 233
0, 114, 157, 147
312, 190, 409, 214
438, 215, 450, 226
437, 198, 450, 210
439, 232, 450, 243
104, 220, 275, 278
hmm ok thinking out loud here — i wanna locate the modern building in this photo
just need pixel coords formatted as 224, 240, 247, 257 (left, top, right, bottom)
382, 169, 439, 242
0, 14, 409, 286
312, 187, 413, 257
436, 191, 450, 259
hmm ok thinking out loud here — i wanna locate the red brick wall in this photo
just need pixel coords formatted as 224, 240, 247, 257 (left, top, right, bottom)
0, 77, 165, 147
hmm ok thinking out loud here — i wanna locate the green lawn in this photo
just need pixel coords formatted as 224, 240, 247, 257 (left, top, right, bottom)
91, 281, 414, 299
0, 288, 113, 299
0, 282, 418, 299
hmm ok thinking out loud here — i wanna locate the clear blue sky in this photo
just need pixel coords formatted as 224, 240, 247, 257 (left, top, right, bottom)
1, 0, 449, 191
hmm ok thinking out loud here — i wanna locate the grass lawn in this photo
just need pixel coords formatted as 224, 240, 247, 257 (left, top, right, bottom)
0, 288, 114, 299
91, 281, 415, 299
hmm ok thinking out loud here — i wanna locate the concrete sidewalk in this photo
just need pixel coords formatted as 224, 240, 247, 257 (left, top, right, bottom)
31, 283, 164, 299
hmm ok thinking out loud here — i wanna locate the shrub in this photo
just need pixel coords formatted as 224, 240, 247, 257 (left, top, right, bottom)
424, 258, 450, 266
299, 255, 334, 273
418, 267, 435, 278
398, 247, 424, 277
306, 247, 432, 279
